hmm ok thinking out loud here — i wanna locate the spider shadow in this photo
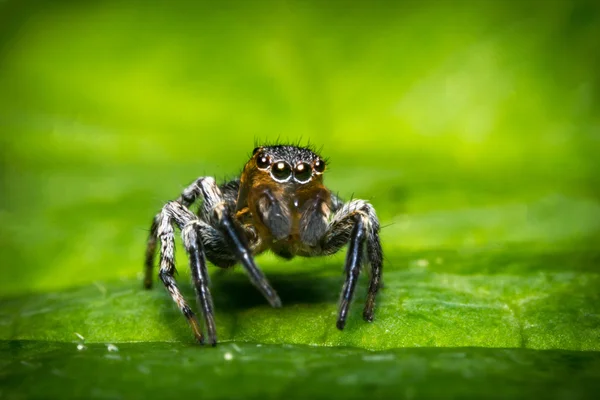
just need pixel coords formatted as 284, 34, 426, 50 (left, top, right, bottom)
208, 269, 345, 311
172, 266, 347, 312
157, 266, 371, 342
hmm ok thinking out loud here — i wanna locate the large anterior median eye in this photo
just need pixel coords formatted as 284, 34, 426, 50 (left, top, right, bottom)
256, 153, 271, 169
294, 162, 312, 183
271, 161, 292, 181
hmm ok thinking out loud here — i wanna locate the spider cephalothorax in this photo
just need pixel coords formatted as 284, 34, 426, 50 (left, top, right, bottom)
144, 145, 383, 345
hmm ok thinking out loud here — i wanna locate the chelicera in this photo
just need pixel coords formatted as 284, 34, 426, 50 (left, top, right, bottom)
144, 145, 383, 345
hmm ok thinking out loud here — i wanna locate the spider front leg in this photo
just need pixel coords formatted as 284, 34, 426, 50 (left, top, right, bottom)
156, 200, 242, 345
144, 177, 221, 289
144, 216, 159, 289
145, 177, 282, 343
182, 220, 217, 345
154, 204, 206, 343
320, 199, 383, 329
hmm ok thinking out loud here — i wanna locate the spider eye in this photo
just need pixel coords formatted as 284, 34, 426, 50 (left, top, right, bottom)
294, 162, 312, 183
256, 153, 271, 169
313, 159, 325, 174
271, 161, 292, 182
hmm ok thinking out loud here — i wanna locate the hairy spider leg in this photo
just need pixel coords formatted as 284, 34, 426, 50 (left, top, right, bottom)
182, 221, 217, 345
337, 215, 366, 330
318, 199, 383, 329
143, 175, 208, 289
363, 227, 383, 321
218, 208, 282, 307
144, 215, 159, 289
145, 177, 282, 342
192, 177, 281, 307
189, 177, 279, 304
158, 201, 233, 345
155, 205, 205, 343
168, 202, 219, 344
147, 176, 282, 294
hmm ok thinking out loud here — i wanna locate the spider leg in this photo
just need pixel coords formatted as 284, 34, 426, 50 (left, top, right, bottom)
337, 215, 366, 330
182, 222, 217, 345
155, 205, 204, 343
144, 176, 238, 289
160, 200, 224, 344
144, 215, 159, 289
186, 177, 282, 306
146, 176, 281, 344
319, 199, 383, 329
216, 203, 282, 307
363, 227, 383, 322
183, 177, 280, 307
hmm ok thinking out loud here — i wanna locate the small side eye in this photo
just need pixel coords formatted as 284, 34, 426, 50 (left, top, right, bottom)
271, 161, 292, 181
294, 162, 312, 183
256, 153, 271, 169
313, 159, 326, 174
252, 147, 261, 155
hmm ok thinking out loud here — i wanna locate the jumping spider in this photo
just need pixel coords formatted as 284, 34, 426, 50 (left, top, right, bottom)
144, 145, 383, 345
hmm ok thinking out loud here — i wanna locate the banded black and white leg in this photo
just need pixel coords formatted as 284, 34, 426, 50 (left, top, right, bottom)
320, 199, 383, 330
144, 176, 233, 288
153, 204, 206, 343
144, 177, 281, 344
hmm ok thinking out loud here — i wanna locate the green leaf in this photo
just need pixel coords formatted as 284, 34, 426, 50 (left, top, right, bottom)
2, 342, 600, 399
2, 244, 600, 350
1, 0, 600, 398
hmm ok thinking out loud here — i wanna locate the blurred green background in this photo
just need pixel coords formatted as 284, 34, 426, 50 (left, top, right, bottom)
1, 0, 599, 398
